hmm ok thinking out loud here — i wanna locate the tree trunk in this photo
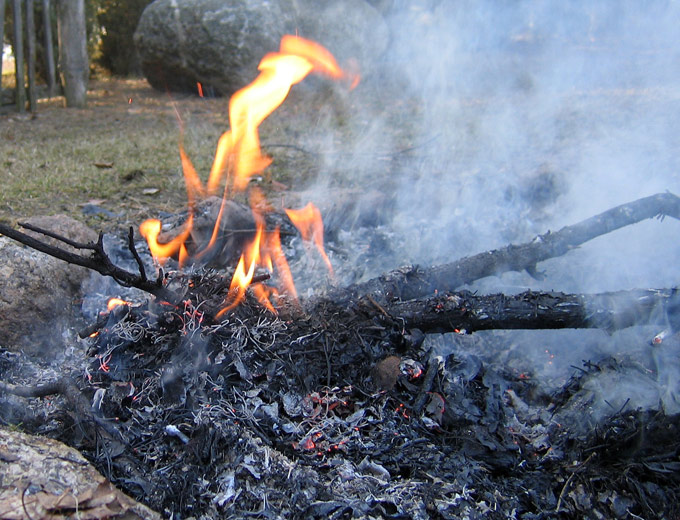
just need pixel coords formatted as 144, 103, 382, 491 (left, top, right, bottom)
42, 0, 57, 97
25, 0, 37, 112
56, 0, 87, 107
0, 0, 5, 81
11, 0, 26, 112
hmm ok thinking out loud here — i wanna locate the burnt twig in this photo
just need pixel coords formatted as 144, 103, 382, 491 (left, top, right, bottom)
0, 222, 183, 305
0, 377, 124, 442
127, 226, 148, 283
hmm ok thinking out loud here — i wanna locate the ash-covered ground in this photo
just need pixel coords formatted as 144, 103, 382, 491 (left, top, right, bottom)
1, 216, 679, 519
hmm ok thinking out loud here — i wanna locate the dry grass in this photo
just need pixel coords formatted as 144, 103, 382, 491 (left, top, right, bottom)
0, 78, 335, 231
0, 75, 418, 238
1, 79, 209, 228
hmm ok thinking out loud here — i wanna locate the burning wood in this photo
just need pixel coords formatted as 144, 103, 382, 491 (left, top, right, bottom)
2, 191, 679, 333
137, 35, 355, 315
2, 33, 680, 520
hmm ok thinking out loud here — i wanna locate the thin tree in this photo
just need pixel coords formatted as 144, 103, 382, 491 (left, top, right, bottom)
0, 0, 5, 81
25, 0, 37, 112
11, 0, 26, 112
42, 0, 57, 97
56, 0, 87, 107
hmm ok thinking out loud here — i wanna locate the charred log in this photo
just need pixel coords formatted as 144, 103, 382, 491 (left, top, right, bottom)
384, 288, 680, 334
1, 193, 679, 332
347, 192, 680, 302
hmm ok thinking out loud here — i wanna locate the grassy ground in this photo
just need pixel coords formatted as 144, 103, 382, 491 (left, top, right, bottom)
0, 77, 355, 232
1, 79, 210, 229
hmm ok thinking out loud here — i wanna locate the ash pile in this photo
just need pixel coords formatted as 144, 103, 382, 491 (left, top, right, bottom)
2, 215, 680, 520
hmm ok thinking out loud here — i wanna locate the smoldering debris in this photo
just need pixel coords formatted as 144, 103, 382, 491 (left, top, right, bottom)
2, 261, 680, 518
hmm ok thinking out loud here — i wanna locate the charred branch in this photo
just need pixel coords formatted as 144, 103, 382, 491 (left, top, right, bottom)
0, 221, 183, 305
0, 377, 123, 441
2, 193, 679, 332
348, 192, 680, 302
383, 287, 680, 334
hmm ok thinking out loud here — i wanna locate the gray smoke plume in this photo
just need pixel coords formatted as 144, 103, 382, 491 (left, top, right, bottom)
300, 0, 680, 421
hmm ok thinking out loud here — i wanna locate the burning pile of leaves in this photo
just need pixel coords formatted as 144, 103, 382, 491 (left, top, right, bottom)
2, 262, 679, 519
2, 33, 680, 519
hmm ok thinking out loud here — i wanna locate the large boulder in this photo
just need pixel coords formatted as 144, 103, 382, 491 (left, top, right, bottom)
134, 0, 389, 96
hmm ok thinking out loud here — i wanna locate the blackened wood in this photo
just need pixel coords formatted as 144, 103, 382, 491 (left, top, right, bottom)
385, 288, 679, 334
0, 222, 183, 305
0, 379, 64, 398
347, 192, 680, 302
0, 377, 125, 441
128, 226, 148, 282
2, 193, 679, 331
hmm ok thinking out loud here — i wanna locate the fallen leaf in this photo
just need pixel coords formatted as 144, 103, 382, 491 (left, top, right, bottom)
79, 199, 107, 206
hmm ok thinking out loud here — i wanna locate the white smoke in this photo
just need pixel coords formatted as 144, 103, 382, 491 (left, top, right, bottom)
370, 1, 680, 288
305, 0, 680, 419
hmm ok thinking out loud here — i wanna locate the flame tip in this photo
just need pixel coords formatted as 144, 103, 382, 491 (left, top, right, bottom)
140, 35, 354, 314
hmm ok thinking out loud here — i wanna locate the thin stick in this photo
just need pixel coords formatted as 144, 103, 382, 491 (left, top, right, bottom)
19, 221, 96, 249
0, 223, 182, 305
127, 226, 148, 282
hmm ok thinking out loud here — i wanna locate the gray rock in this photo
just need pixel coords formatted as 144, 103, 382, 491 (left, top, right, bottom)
0, 427, 161, 519
0, 216, 97, 353
134, 0, 388, 96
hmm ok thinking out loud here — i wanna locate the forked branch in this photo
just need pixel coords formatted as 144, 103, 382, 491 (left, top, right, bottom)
0, 222, 183, 305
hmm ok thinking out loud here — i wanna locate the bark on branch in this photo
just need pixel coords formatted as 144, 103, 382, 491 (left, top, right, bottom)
383, 288, 679, 334
347, 192, 680, 302
0, 222, 184, 305
1, 193, 679, 330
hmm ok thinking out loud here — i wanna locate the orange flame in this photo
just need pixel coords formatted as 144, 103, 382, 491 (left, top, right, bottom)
264, 227, 298, 303
216, 222, 265, 316
206, 35, 358, 196
139, 215, 194, 266
285, 202, 334, 277
140, 35, 357, 314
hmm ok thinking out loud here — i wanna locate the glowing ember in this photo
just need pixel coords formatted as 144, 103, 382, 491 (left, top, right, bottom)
107, 297, 131, 311
140, 35, 358, 315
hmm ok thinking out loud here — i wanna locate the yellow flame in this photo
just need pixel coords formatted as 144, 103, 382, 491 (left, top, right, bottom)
140, 35, 357, 314
139, 215, 194, 265
107, 297, 131, 311
285, 202, 334, 277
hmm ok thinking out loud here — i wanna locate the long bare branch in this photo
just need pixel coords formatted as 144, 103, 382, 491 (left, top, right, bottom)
345, 192, 680, 302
